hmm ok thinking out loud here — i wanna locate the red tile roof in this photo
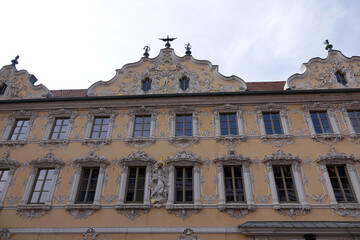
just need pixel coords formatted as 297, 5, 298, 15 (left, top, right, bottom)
49, 81, 286, 98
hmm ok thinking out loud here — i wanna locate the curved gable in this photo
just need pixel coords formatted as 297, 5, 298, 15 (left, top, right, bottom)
285, 50, 360, 90
0, 65, 52, 100
87, 48, 246, 96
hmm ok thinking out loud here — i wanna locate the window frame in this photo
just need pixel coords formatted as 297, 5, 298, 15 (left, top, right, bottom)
272, 165, 298, 203
0, 152, 19, 209
263, 150, 308, 210
213, 104, 245, 141
316, 152, 360, 207
83, 108, 117, 145
126, 106, 158, 146
66, 150, 109, 219
125, 166, 147, 203
42, 109, 77, 145
179, 76, 190, 91
141, 78, 152, 92
214, 150, 254, 217
175, 166, 194, 204
133, 115, 151, 138
302, 103, 341, 139
28, 168, 56, 204
18, 153, 63, 218
339, 101, 360, 137
75, 167, 100, 204
1, 110, 37, 145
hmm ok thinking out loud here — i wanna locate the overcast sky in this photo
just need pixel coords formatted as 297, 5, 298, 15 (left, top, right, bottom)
1, 0, 359, 90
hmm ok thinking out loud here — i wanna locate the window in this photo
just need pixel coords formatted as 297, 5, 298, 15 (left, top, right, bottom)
126, 167, 146, 203
224, 166, 245, 203
0, 84, 7, 95
142, 78, 151, 92
133, 116, 151, 137
10, 119, 29, 140
327, 165, 356, 203
50, 118, 70, 139
0, 169, 9, 196
335, 71, 347, 85
91, 117, 110, 139
220, 113, 238, 136
263, 113, 283, 135
28, 169, 55, 204
310, 112, 332, 134
176, 115, 192, 137
348, 110, 360, 133
273, 166, 297, 203
179, 77, 189, 91
76, 167, 99, 204
213, 104, 245, 141
175, 167, 193, 203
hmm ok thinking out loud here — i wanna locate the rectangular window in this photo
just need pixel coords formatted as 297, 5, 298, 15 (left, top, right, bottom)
10, 119, 29, 140
175, 167, 193, 203
0, 169, 9, 195
91, 117, 109, 139
176, 115, 192, 137
28, 169, 55, 204
133, 116, 151, 137
50, 118, 70, 139
224, 166, 245, 202
263, 113, 283, 134
327, 165, 356, 203
310, 112, 332, 134
126, 167, 146, 203
220, 113, 237, 136
273, 166, 297, 202
76, 168, 99, 204
348, 111, 360, 133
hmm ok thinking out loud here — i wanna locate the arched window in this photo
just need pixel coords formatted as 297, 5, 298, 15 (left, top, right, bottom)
335, 71, 347, 85
0, 84, 7, 95
142, 78, 151, 92
179, 77, 189, 91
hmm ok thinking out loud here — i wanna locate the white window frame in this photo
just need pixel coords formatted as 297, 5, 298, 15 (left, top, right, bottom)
214, 150, 255, 217
0, 110, 37, 146
18, 153, 63, 218
339, 101, 360, 137
255, 103, 292, 138
169, 105, 199, 145
116, 151, 154, 219
66, 150, 109, 219
82, 107, 117, 145
212, 104, 245, 141
41, 109, 77, 145
316, 152, 360, 207
302, 102, 341, 139
126, 106, 157, 146
0, 152, 19, 209
166, 150, 202, 218
263, 150, 309, 210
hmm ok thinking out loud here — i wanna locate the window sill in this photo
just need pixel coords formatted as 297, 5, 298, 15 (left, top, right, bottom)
115, 203, 151, 220
125, 137, 155, 147
312, 133, 344, 141
273, 203, 311, 219
332, 203, 360, 219
218, 203, 254, 219
82, 138, 111, 146
0, 140, 26, 147
261, 134, 294, 146
16, 204, 51, 219
168, 136, 199, 147
166, 204, 202, 220
215, 135, 246, 143
39, 139, 69, 147
65, 204, 100, 219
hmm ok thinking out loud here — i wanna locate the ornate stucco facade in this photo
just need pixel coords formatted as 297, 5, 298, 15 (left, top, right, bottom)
0, 45, 360, 240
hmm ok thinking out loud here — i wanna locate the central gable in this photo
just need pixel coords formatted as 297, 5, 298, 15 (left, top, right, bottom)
87, 48, 246, 96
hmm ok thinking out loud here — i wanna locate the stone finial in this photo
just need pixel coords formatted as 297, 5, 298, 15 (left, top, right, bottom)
324, 39, 333, 51
143, 45, 150, 58
185, 42, 192, 56
159, 35, 177, 48
11, 55, 19, 66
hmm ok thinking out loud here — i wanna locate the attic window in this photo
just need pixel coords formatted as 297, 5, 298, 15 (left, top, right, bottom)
142, 78, 151, 92
335, 71, 347, 85
0, 84, 7, 95
179, 77, 189, 91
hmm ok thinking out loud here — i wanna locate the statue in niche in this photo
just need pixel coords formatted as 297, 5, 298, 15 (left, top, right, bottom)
150, 160, 168, 207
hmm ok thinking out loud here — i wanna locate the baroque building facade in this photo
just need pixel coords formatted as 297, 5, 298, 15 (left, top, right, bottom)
0, 44, 360, 239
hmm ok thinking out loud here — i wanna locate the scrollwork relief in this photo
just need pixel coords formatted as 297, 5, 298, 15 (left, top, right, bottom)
274, 205, 311, 219
167, 207, 200, 220
200, 158, 218, 204
176, 228, 201, 240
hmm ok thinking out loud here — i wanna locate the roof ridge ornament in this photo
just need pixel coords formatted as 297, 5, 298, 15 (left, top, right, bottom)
11, 55, 19, 66
185, 42, 192, 56
159, 35, 177, 48
324, 39, 333, 51
143, 45, 150, 58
